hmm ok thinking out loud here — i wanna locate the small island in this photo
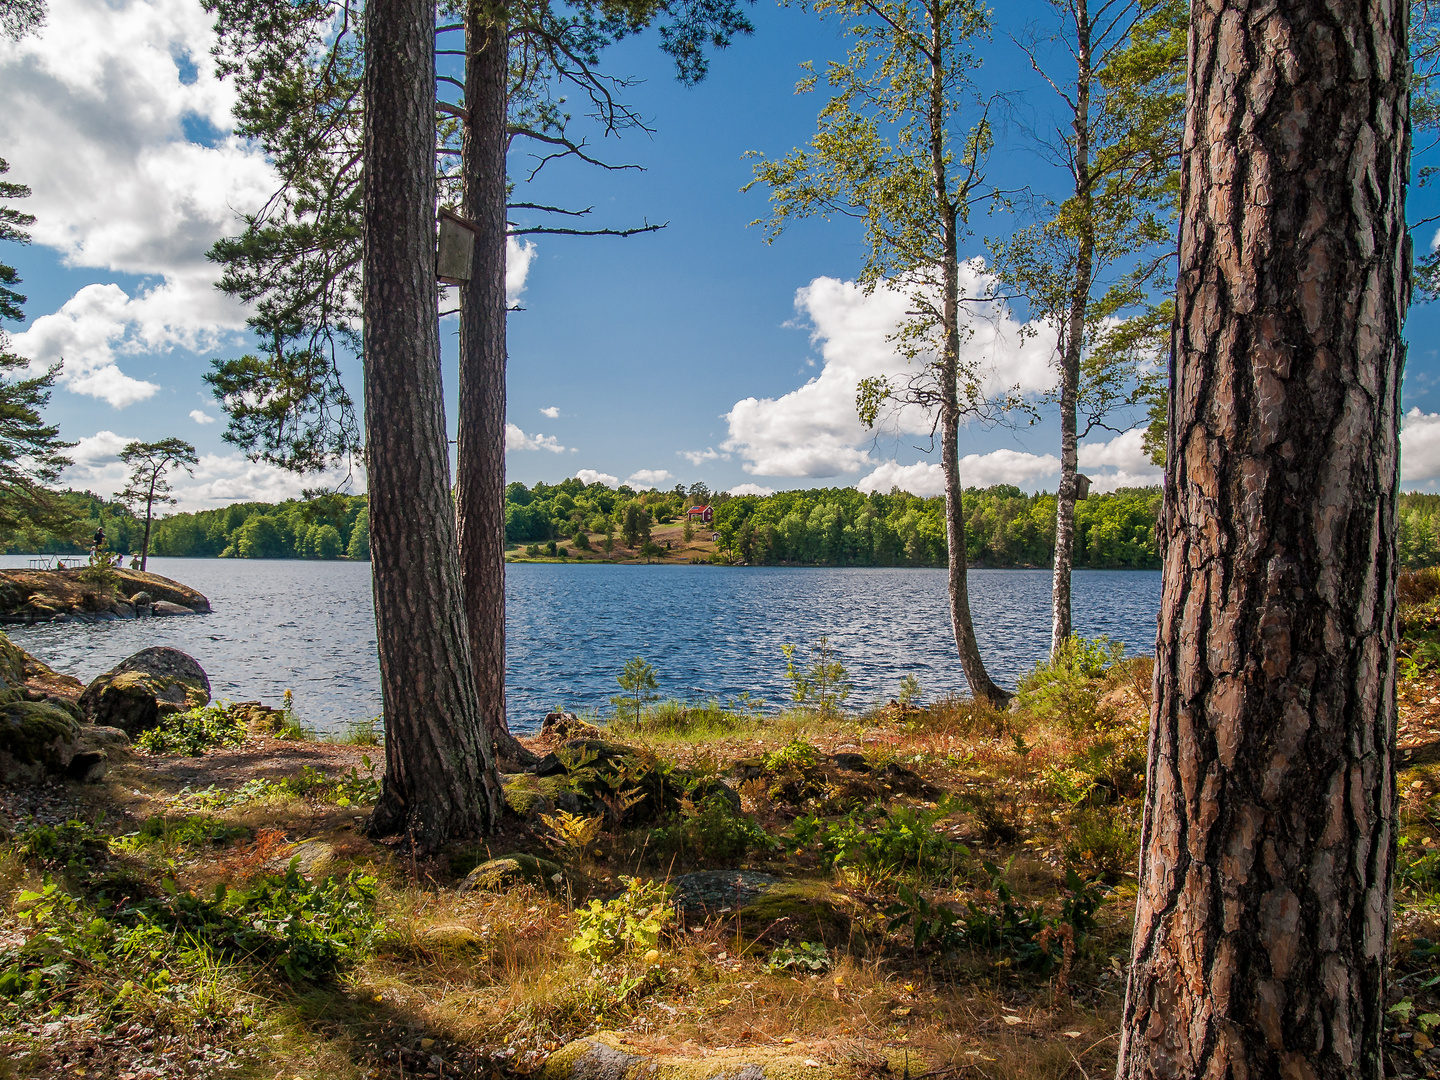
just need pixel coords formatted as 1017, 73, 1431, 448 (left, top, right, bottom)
0, 567, 211, 624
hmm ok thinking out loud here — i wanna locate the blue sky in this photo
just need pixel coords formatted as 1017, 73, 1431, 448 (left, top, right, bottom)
2, 0, 1438, 509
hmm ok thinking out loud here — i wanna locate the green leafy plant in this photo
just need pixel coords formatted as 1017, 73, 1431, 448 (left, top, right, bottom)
135, 702, 248, 755
1016, 635, 1127, 733
650, 792, 775, 865
764, 739, 822, 773
269, 758, 381, 806
16, 820, 109, 874
765, 941, 831, 973
570, 877, 676, 964
960, 863, 1103, 972
793, 806, 966, 881
1060, 808, 1140, 883
121, 815, 250, 851
541, 809, 605, 861
781, 636, 852, 716
611, 656, 659, 724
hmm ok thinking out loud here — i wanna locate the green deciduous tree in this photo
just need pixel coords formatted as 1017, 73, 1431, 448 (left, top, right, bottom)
746, 0, 1010, 706
118, 439, 199, 571
993, 0, 1184, 656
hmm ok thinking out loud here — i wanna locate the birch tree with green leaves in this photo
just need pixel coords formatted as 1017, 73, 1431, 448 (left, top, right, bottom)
746, 0, 1011, 707
992, 0, 1185, 657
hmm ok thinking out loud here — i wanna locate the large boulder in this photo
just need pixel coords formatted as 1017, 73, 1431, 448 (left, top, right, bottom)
0, 693, 129, 783
458, 853, 572, 895
0, 696, 81, 783
79, 647, 211, 734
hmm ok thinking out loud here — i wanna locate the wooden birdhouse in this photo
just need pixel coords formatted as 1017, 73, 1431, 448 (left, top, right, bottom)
1075, 473, 1092, 500
436, 207, 477, 284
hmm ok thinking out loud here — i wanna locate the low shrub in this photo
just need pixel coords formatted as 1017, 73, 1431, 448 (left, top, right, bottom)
570, 877, 675, 964
764, 940, 830, 973
649, 793, 775, 866
273, 758, 381, 807
0, 862, 380, 1005
135, 702, 247, 755
15, 820, 109, 873
1060, 808, 1140, 883
1016, 635, 1127, 734
885, 863, 1104, 973
790, 805, 966, 881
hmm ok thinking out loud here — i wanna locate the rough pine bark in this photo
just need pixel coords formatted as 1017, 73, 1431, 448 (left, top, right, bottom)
456, 1, 534, 769
362, 0, 502, 848
1115, 1, 1408, 1076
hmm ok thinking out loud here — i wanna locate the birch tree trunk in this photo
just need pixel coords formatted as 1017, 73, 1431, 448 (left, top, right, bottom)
1050, 0, 1091, 657
362, 0, 502, 848
1116, 1, 1408, 1075
456, 1, 535, 768
928, 7, 1007, 710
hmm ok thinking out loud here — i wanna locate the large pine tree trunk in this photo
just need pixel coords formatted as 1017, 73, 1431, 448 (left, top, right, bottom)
362, 0, 502, 849
456, 1, 535, 769
1116, 1, 1409, 1076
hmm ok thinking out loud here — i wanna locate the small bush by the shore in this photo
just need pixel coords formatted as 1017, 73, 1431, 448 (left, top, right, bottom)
135, 702, 247, 755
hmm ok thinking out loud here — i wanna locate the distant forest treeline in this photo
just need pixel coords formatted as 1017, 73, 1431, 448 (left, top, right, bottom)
3, 491, 369, 560
506, 479, 1163, 568
10, 485, 1440, 569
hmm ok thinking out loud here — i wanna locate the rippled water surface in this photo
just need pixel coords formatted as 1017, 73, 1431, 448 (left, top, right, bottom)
2, 557, 1160, 734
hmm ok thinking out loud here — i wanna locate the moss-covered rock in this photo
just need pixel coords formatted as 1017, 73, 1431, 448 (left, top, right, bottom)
738, 880, 873, 946
79, 647, 211, 734
0, 699, 81, 783
0, 630, 26, 689
458, 853, 571, 895
540, 1032, 846, 1080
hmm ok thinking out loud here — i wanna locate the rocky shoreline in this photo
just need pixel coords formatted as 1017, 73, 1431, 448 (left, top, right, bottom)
0, 568, 211, 624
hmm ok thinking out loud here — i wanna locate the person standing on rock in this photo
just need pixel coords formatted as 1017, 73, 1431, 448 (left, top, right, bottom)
92, 526, 104, 554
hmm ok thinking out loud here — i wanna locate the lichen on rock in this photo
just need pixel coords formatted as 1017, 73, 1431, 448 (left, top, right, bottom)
0, 698, 80, 783
79, 647, 211, 735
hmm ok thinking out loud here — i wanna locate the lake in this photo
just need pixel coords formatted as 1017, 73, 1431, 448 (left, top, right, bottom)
0, 557, 1161, 735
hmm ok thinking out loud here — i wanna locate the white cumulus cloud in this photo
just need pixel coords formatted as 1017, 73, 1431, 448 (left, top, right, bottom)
63, 429, 354, 510
507, 237, 537, 305
539, 405, 560, 419
680, 447, 728, 465
0, 0, 280, 402
856, 461, 945, 497
189, 408, 216, 424
1076, 427, 1162, 490
1403, 409, 1440, 483
721, 273, 1056, 479
857, 450, 1061, 497
626, 469, 673, 489
506, 423, 566, 453
10, 284, 168, 406
728, 483, 776, 497
575, 469, 618, 487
